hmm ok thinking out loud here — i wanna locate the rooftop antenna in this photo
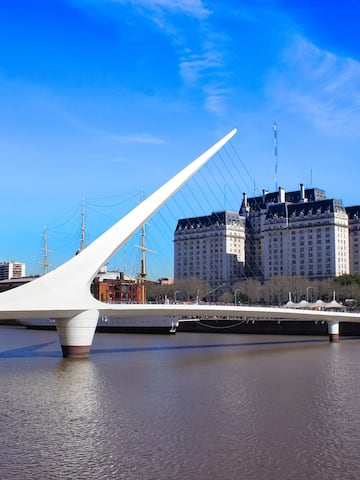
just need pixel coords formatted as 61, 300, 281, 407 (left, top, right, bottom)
273, 121, 278, 191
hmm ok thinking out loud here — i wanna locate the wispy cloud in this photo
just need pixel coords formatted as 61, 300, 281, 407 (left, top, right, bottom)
22, 91, 167, 145
114, 0, 211, 19
67, 0, 238, 116
106, 132, 166, 144
112, 0, 230, 116
179, 49, 223, 84
269, 35, 360, 136
203, 83, 231, 116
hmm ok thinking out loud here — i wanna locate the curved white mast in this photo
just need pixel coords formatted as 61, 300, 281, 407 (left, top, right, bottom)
0, 128, 237, 316
0, 128, 237, 357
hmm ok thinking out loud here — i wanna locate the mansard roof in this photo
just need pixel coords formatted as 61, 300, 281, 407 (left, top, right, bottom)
264, 199, 346, 221
346, 205, 360, 219
287, 199, 338, 217
244, 187, 327, 212
265, 203, 287, 219
175, 210, 242, 231
285, 188, 326, 203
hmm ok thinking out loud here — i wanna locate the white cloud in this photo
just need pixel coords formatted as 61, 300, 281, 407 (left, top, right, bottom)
113, 0, 230, 115
68, 0, 229, 115
115, 0, 211, 19
179, 49, 223, 84
270, 35, 360, 136
107, 132, 166, 144
203, 84, 230, 116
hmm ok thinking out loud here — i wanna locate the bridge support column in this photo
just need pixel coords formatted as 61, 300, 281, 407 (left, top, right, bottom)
328, 321, 339, 343
56, 310, 99, 358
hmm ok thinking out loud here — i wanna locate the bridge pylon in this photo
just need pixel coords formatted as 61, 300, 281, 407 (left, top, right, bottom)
56, 310, 99, 358
328, 321, 340, 343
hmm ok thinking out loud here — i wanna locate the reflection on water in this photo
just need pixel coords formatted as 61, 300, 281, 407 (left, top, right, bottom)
1, 326, 360, 479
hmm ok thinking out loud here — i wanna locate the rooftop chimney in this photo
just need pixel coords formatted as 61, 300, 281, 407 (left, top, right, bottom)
300, 183, 305, 202
278, 187, 285, 203
240, 192, 248, 215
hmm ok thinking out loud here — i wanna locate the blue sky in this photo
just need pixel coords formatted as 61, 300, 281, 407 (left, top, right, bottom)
1, 0, 360, 278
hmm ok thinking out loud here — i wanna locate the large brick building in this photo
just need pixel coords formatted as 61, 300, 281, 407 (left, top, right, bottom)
92, 270, 143, 303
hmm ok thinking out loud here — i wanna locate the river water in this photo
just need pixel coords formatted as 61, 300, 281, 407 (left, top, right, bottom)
1, 326, 360, 480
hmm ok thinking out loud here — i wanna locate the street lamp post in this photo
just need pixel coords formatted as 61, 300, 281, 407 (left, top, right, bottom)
234, 288, 241, 305
306, 286, 313, 303
205, 284, 224, 303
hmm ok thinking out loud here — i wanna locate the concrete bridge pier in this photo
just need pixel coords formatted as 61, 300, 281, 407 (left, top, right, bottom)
328, 321, 340, 343
56, 310, 99, 358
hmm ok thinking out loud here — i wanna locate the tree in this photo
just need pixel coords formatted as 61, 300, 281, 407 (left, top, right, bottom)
173, 278, 210, 302
146, 277, 210, 303
232, 279, 264, 304
217, 292, 230, 303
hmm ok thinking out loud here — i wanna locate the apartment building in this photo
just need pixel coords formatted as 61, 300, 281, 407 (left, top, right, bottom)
174, 211, 246, 290
174, 184, 356, 285
346, 206, 360, 275
240, 184, 349, 280
0, 261, 25, 280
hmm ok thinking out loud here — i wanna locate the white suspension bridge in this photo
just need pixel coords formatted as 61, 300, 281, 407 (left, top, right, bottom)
1, 128, 360, 358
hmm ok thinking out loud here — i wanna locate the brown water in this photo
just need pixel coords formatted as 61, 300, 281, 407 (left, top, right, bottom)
1, 326, 360, 479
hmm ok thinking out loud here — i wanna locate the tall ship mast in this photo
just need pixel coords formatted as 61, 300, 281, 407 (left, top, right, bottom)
136, 192, 155, 304
139, 223, 146, 303
24, 196, 177, 333
138, 223, 155, 303
76, 197, 86, 255
41, 225, 52, 274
